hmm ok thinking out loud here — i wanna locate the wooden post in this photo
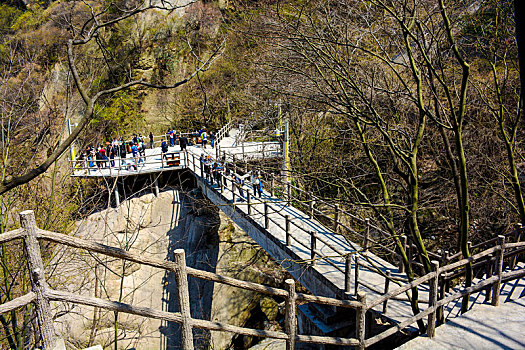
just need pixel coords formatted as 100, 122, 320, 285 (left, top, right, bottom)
345, 254, 352, 293
444, 250, 451, 293
491, 235, 506, 306
284, 279, 297, 350
247, 193, 251, 215
333, 204, 339, 233
356, 291, 367, 350
427, 260, 440, 338
363, 219, 370, 253
270, 174, 275, 197
287, 182, 291, 205
484, 254, 494, 303
355, 256, 360, 296
264, 202, 269, 229
233, 155, 237, 174
20, 210, 57, 350
310, 231, 317, 265
173, 249, 194, 350
382, 271, 391, 314
285, 215, 291, 246
437, 250, 447, 325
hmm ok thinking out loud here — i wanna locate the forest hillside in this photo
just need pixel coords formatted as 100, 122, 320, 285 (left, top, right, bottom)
0, 0, 523, 348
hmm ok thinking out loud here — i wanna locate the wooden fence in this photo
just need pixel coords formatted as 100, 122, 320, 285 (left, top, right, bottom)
1, 211, 524, 349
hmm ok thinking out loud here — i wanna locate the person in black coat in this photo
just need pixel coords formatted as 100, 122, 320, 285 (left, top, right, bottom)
180, 135, 188, 151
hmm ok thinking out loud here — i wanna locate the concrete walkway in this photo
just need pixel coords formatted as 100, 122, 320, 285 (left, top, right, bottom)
396, 297, 525, 350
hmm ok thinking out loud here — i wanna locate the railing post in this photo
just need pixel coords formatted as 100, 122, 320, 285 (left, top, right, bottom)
363, 218, 370, 253
437, 250, 447, 325
173, 249, 194, 350
287, 182, 291, 205
333, 204, 339, 233
382, 271, 391, 314
355, 256, 360, 295
20, 210, 57, 350
310, 231, 317, 265
356, 291, 367, 350
444, 250, 451, 293
427, 260, 440, 338
491, 235, 506, 306
233, 154, 237, 174
484, 253, 494, 303
285, 215, 291, 246
345, 254, 352, 293
284, 279, 297, 350
247, 193, 251, 215
270, 174, 275, 197
264, 202, 269, 229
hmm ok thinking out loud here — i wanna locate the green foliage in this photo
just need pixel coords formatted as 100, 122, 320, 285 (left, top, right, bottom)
9, 5, 42, 32
93, 90, 145, 137
0, 4, 23, 34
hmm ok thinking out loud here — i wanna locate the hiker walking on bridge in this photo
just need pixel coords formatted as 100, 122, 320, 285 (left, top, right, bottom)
180, 134, 188, 151
210, 131, 216, 148
233, 173, 245, 201
201, 128, 208, 149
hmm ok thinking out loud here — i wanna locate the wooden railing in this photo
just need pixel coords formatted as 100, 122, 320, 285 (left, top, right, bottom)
2, 211, 523, 349
0, 211, 362, 350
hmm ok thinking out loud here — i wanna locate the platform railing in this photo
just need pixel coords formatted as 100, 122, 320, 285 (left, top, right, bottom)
0, 210, 362, 350
69, 151, 186, 176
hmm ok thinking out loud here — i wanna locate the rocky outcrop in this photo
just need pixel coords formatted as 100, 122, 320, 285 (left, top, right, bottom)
52, 187, 287, 349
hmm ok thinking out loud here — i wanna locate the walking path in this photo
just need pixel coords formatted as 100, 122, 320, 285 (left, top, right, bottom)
396, 297, 525, 349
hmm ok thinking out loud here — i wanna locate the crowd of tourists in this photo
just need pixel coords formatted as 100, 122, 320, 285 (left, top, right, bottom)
77, 127, 217, 172
198, 154, 263, 201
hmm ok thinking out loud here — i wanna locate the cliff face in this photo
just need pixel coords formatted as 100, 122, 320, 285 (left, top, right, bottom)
51, 187, 286, 349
